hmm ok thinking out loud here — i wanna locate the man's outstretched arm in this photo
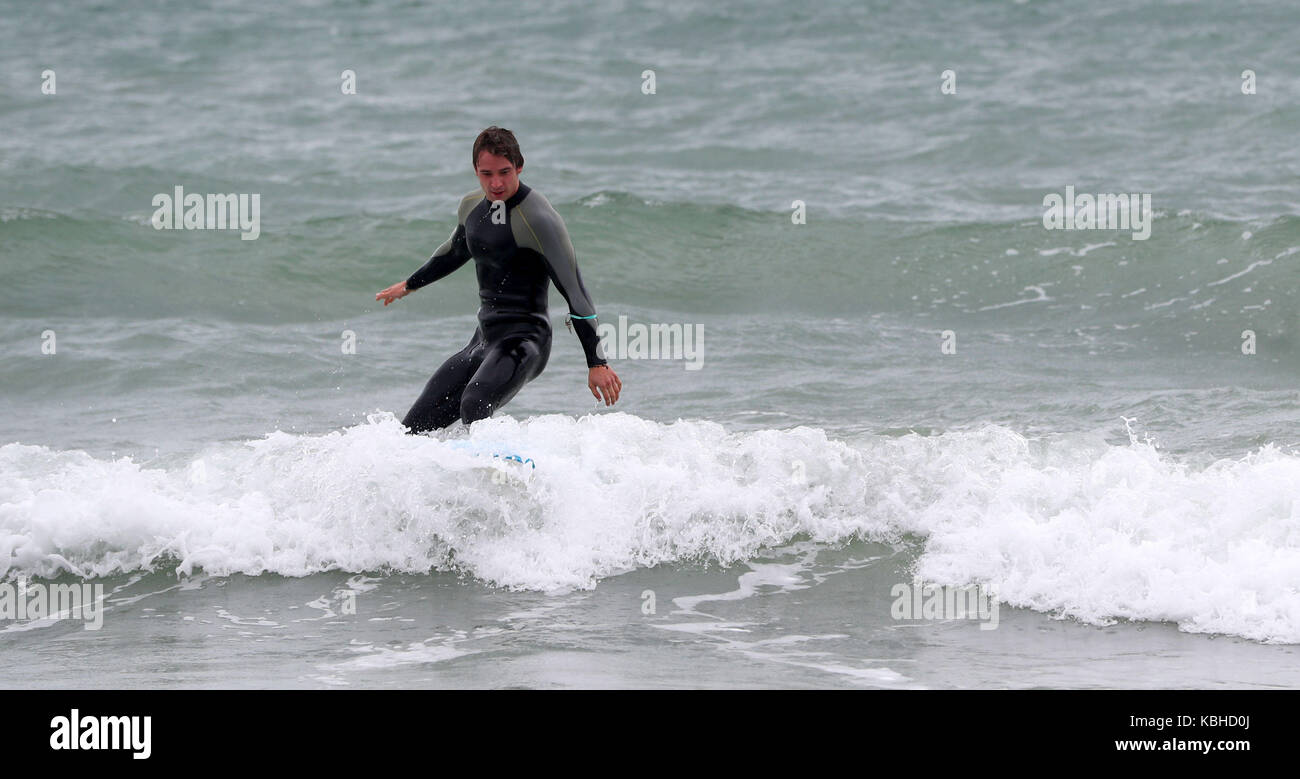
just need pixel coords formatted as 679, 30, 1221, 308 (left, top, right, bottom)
404, 223, 472, 292
377, 192, 480, 305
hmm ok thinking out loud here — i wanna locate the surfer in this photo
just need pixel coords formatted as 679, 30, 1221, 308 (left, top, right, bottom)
376, 126, 622, 433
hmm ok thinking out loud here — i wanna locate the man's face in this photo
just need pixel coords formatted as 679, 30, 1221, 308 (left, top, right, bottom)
476, 151, 521, 202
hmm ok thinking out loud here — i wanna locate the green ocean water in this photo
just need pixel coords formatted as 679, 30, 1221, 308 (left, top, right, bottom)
2, 0, 1300, 687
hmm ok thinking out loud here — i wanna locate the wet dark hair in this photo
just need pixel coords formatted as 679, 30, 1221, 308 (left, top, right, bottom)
472, 126, 524, 171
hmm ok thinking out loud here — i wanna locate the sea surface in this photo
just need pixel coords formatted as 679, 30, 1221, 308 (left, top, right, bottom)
2, 0, 1299, 687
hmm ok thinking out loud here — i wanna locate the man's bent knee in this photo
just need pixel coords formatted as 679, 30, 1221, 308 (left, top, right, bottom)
459, 391, 496, 425
404, 404, 460, 434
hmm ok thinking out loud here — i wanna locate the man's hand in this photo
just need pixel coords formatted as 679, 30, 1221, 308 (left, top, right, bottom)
376, 280, 410, 306
589, 364, 621, 406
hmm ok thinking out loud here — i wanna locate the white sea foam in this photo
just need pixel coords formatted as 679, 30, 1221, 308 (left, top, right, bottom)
2, 413, 1298, 642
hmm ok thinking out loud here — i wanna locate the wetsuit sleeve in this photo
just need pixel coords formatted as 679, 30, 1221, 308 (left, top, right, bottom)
514, 196, 608, 367
406, 222, 471, 292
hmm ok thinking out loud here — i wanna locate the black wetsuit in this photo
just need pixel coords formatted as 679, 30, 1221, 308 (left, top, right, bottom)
401, 182, 607, 432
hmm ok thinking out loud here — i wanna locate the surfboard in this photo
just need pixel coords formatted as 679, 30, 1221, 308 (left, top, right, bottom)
442, 439, 536, 488
445, 439, 536, 469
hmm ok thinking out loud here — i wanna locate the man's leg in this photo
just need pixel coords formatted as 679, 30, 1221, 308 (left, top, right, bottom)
459, 336, 550, 424
402, 336, 483, 433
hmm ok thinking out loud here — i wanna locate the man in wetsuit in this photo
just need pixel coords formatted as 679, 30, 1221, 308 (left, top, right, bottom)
375, 126, 622, 433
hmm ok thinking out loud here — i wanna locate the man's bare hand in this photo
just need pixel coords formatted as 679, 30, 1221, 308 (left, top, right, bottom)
589, 365, 621, 406
376, 280, 410, 306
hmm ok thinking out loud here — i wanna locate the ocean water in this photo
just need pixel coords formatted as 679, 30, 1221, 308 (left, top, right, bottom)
2, 0, 1300, 688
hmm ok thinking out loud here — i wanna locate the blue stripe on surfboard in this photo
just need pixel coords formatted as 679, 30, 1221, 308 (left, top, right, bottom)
446, 440, 536, 468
